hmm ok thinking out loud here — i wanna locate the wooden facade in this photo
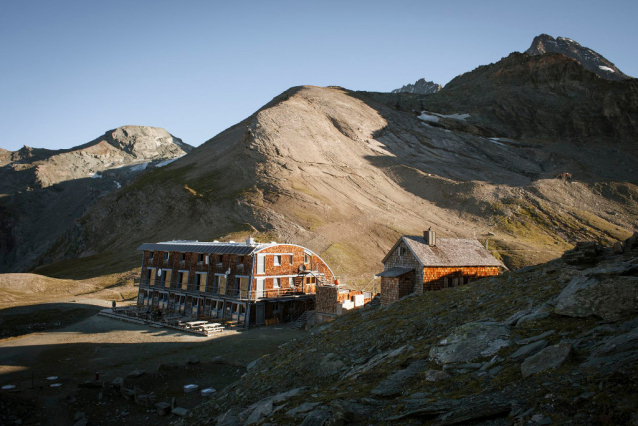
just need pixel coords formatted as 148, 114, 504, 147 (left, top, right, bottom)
136, 240, 335, 327
378, 230, 502, 305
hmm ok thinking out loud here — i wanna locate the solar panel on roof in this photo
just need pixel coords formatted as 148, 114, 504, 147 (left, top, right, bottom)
137, 242, 266, 255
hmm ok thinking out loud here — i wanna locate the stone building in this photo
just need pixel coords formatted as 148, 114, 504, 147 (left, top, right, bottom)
135, 239, 334, 327
377, 229, 502, 305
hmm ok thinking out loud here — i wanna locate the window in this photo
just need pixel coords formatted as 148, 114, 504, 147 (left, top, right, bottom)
196, 273, 207, 292
178, 271, 189, 290
257, 254, 265, 274
274, 255, 281, 266
289, 277, 294, 288
163, 270, 172, 288
164, 252, 169, 261
149, 251, 154, 261
204, 255, 209, 265
399, 247, 407, 256
216, 255, 223, 265
237, 255, 244, 264
217, 275, 227, 295
180, 253, 186, 262
289, 255, 293, 265
197, 253, 204, 263
304, 253, 310, 264
238, 277, 249, 298
273, 277, 280, 288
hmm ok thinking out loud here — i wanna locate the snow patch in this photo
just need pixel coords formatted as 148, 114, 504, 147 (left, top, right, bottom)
131, 162, 149, 172
487, 137, 506, 146
418, 112, 440, 123
598, 65, 615, 73
418, 110, 470, 122
439, 113, 470, 121
91, 173, 103, 179
114, 181, 121, 189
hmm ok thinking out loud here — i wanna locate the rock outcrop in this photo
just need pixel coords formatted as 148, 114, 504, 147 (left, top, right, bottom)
391, 78, 442, 94
526, 33, 631, 81
0, 126, 191, 273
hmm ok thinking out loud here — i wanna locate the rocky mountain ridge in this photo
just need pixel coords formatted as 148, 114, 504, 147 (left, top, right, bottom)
391, 78, 442, 95
526, 33, 631, 81
40, 82, 638, 284
17, 34, 638, 285
0, 126, 191, 273
182, 235, 638, 425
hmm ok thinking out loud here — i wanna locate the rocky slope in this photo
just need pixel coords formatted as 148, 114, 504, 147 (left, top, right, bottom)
526, 34, 631, 81
27, 35, 638, 284
391, 78, 442, 94
41, 82, 638, 285
182, 235, 638, 425
369, 51, 638, 141
0, 126, 191, 272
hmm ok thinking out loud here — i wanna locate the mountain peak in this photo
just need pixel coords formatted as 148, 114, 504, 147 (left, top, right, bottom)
391, 78, 442, 94
526, 33, 630, 81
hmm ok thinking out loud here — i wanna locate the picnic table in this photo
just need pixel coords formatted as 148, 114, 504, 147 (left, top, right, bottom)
184, 320, 208, 328
198, 323, 225, 334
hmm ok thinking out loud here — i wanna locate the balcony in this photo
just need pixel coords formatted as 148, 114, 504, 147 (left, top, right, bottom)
134, 278, 316, 301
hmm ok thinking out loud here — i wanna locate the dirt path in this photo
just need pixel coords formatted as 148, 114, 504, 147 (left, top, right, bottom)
0, 298, 302, 425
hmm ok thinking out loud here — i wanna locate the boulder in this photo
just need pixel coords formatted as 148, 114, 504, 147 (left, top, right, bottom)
239, 387, 308, 425
286, 402, 320, 418
429, 322, 511, 364
155, 402, 172, 416
342, 346, 406, 380
509, 340, 548, 362
319, 353, 345, 377
216, 407, 243, 426
300, 409, 331, 426
554, 275, 638, 321
186, 356, 200, 365
425, 370, 451, 382
582, 327, 638, 371
504, 309, 532, 326
111, 377, 124, 388
171, 407, 189, 417
521, 343, 572, 378
518, 330, 555, 345
330, 399, 373, 423
370, 360, 428, 397
562, 241, 601, 265
127, 369, 145, 378
242, 399, 273, 425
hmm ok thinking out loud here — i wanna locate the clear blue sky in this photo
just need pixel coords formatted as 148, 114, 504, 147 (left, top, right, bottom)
1, 0, 636, 151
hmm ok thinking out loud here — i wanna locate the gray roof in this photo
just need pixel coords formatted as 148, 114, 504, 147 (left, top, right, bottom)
384, 236, 503, 267
376, 267, 414, 278
137, 240, 274, 255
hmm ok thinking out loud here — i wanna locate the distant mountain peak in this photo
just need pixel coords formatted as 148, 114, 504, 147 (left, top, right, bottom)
391, 78, 442, 94
526, 33, 630, 81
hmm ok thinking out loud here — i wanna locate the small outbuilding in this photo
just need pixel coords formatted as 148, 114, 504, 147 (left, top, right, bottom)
377, 228, 503, 305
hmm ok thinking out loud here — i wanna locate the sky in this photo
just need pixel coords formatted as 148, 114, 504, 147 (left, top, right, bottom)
1, 0, 637, 151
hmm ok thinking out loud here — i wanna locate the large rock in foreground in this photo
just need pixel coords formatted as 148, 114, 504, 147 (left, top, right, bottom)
554, 273, 638, 321
429, 322, 510, 364
521, 343, 572, 378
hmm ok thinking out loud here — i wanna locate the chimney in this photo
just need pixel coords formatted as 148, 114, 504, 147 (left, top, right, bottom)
424, 227, 436, 246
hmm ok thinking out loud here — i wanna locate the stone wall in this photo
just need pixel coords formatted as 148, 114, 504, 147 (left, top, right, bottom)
316, 285, 339, 314
382, 239, 422, 294
381, 270, 416, 305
